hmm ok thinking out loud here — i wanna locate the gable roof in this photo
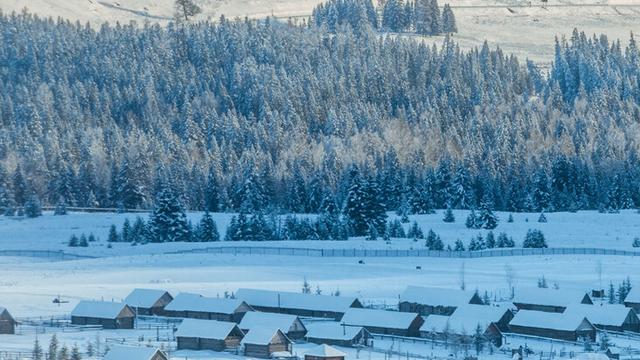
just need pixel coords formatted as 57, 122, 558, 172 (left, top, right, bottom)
124, 289, 171, 309
563, 304, 637, 327
71, 301, 132, 319
236, 289, 359, 314
400, 286, 478, 307
421, 305, 509, 334
306, 322, 366, 341
175, 318, 243, 339
239, 311, 305, 333
0, 307, 14, 321
624, 287, 640, 303
509, 310, 593, 331
512, 288, 591, 308
305, 344, 346, 358
165, 293, 248, 314
341, 308, 421, 330
241, 327, 290, 345
103, 346, 164, 360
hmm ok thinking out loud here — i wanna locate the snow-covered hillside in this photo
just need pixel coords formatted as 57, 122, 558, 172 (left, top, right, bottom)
2, 0, 639, 61
0, 210, 637, 257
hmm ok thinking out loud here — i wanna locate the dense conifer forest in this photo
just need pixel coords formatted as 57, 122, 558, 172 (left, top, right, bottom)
0, 9, 639, 218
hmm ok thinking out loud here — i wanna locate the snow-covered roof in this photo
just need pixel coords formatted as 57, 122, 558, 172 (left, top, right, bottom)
175, 318, 242, 339
563, 304, 636, 327
305, 344, 346, 358
239, 311, 304, 333
236, 288, 358, 313
71, 300, 131, 319
574, 353, 609, 360
341, 308, 420, 330
400, 286, 478, 307
624, 287, 640, 303
509, 310, 592, 331
165, 293, 247, 314
124, 288, 170, 309
305, 322, 365, 341
241, 327, 289, 345
103, 346, 163, 360
421, 305, 509, 334
512, 288, 591, 307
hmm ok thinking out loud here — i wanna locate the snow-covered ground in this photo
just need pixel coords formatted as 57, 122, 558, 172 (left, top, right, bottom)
1, 253, 639, 357
0, 210, 638, 257
1, 0, 639, 62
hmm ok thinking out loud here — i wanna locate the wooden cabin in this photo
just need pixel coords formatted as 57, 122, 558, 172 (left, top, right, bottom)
420, 304, 513, 346
624, 287, 640, 313
304, 344, 346, 360
239, 311, 307, 340
176, 319, 245, 351
0, 307, 16, 334
563, 304, 640, 333
340, 308, 424, 337
103, 345, 168, 360
508, 310, 596, 342
512, 288, 592, 313
305, 322, 369, 347
242, 328, 292, 359
164, 293, 252, 322
124, 288, 173, 316
399, 286, 483, 316
71, 301, 135, 329
236, 288, 362, 320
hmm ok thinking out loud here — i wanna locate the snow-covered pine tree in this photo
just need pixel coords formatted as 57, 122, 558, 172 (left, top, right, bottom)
198, 211, 220, 242
24, 193, 42, 218
148, 186, 191, 242
441, 4, 456, 33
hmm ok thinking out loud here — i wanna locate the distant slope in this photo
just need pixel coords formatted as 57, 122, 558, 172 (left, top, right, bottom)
2, 0, 639, 61
0, 0, 324, 24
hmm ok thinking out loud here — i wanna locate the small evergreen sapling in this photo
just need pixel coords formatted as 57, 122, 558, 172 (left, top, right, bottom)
443, 207, 455, 223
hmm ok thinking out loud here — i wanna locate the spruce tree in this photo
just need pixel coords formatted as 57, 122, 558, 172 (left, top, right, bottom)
148, 186, 190, 242
24, 193, 42, 218
49, 335, 59, 360
441, 3, 457, 33
198, 211, 220, 242
523, 229, 547, 248
70, 345, 82, 360
33, 338, 43, 360
108, 224, 120, 243
443, 206, 455, 222
204, 170, 220, 212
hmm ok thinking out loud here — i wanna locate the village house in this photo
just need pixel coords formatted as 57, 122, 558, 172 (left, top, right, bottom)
340, 308, 424, 337
0, 307, 16, 334
71, 300, 135, 329
175, 318, 245, 351
241, 327, 293, 359
624, 287, 640, 313
563, 304, 640, 333
398, 286, 483, 316
305, 322, 369, 347
124, 288, 173, 316
164, 293, 252, 322
420, 304, 514, 346
239, 311, 307, 339
304, 344, 346, 360
235, 288, 362, 320
103, 345, 168, 360
508, 310, 597, 342
512, 288, 593, 313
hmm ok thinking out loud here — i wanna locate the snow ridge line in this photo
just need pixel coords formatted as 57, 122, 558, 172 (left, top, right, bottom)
0, 250, 97, 260
164, 246, 640, 258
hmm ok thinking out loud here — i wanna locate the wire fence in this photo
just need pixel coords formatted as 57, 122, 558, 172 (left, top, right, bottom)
0, 250, 96, 260
166, 246, 640, 258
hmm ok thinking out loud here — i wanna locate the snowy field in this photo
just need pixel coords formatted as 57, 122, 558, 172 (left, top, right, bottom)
0, 210, 638, 257
1, 0, 640, 62
1, 253, 640, 357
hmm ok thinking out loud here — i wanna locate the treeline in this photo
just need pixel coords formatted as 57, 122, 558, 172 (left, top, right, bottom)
311, 0, 456, 35
0, 12, 639, 217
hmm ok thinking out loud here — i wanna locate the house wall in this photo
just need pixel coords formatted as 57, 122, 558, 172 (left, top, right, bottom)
249, 305, 345, 321
244, 344, 271, 358
512, 303, 566, 313
177, 336, 200, 350
0, 319, 15, 334
151, 352, 168, 360
399, 302, 457, 316
200, 338, 227, 352
71, 316, 133, 329
508, 325, 595, 342
305, 356, 345, 360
